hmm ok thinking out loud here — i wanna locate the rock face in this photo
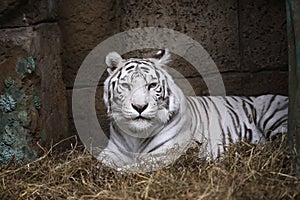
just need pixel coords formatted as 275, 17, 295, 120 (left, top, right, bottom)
0, 0, 68, 164
31, 24, 69, 143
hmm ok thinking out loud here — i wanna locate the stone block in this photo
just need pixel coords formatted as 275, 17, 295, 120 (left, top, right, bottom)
120, 0, 240, 73
0, 24, 68, 146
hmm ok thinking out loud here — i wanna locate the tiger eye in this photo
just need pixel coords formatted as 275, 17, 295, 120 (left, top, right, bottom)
148, 82, 158, 90
120, 83, 131, 90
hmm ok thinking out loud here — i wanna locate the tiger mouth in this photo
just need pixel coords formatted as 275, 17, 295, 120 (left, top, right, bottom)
133, 116, 151, 121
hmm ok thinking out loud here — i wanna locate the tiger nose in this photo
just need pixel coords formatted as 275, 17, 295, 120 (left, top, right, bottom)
132, 103, 148, 114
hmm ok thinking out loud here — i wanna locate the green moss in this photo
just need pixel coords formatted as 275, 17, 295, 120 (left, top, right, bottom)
4, 77, 15, 89
32, 95, 42, 110
16, 56, 36, 76
0, 94, 16, 113
0, 56, 40, 166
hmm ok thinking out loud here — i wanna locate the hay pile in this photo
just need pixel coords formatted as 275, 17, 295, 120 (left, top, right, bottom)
0, 136, 299, 200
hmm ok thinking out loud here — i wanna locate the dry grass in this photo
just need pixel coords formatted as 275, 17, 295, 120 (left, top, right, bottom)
0, 136, 299, 200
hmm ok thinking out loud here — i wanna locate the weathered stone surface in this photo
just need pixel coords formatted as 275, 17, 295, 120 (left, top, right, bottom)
0, 38, 38, 164
0, 0, 21, 17
0, 0, 59, 28
199, 71, 288, 96
0, 24, 68, 145
59, 0, 241, 87
59, 0, 122, 88
33, 24, 69, 143
121, 0, 240, 74
240, 71, 288, 96
0, 42, 28, 92
175, 71, 288, 97
58, 0, 288, 90
239, 0, 288, 72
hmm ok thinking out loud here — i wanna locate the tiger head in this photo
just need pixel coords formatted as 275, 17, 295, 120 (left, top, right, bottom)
104, 50, 184, 138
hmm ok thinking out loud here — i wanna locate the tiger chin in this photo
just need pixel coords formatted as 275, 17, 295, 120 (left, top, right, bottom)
98, 49, 288, 172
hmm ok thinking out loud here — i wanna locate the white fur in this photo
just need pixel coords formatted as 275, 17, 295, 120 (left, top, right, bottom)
99, 49, 288, 172
105, 51, 123, 74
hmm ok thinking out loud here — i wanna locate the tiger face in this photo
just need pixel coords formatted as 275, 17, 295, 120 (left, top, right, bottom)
104, 50, 181, 137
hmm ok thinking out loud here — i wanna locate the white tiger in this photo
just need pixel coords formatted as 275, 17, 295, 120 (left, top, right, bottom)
98, 49, 288, 172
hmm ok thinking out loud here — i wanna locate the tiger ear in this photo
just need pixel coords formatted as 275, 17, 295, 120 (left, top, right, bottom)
105, 51, 123, 75
154, 49, 171, 65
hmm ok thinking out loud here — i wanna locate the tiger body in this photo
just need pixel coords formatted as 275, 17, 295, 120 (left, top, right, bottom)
98, 50, 288, 171
186, 95, 288, 158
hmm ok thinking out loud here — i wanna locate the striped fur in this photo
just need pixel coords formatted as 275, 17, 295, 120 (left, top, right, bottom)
98, 50, 288, 171
187, 95, 288, 158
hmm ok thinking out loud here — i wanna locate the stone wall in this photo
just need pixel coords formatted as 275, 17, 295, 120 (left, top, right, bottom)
58, 0, 288, 135
0, 0, 68, 163
119, 0, 287, 95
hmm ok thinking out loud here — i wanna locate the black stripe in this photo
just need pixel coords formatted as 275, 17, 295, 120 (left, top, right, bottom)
257, 96, 277, 130
124, 62, 132, 67
147, 134, 178, 153
201, 97, 210, 111
224, 97, 234, 108
242, 100, 253, 124
117, 70, 122, 79
162, 80, 167, 99
262, 102, 288, 130
139, 136, 155, 152
221, 122, 226, 152
125, 65, 135, 71
231, 96, 239, 102
248, 128, 253, 142
125, 60, 154, 67
246, 99, 256, 124
243, 123, 252, 142
140, 66, 150, 71
228, 108, 241, 139
264, 95, 278, 112
227, 127, 234, 144
107, 74, 119, 110
156, 87, 162, 93
265, 114, 288, 138
147, 118, 181, 153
